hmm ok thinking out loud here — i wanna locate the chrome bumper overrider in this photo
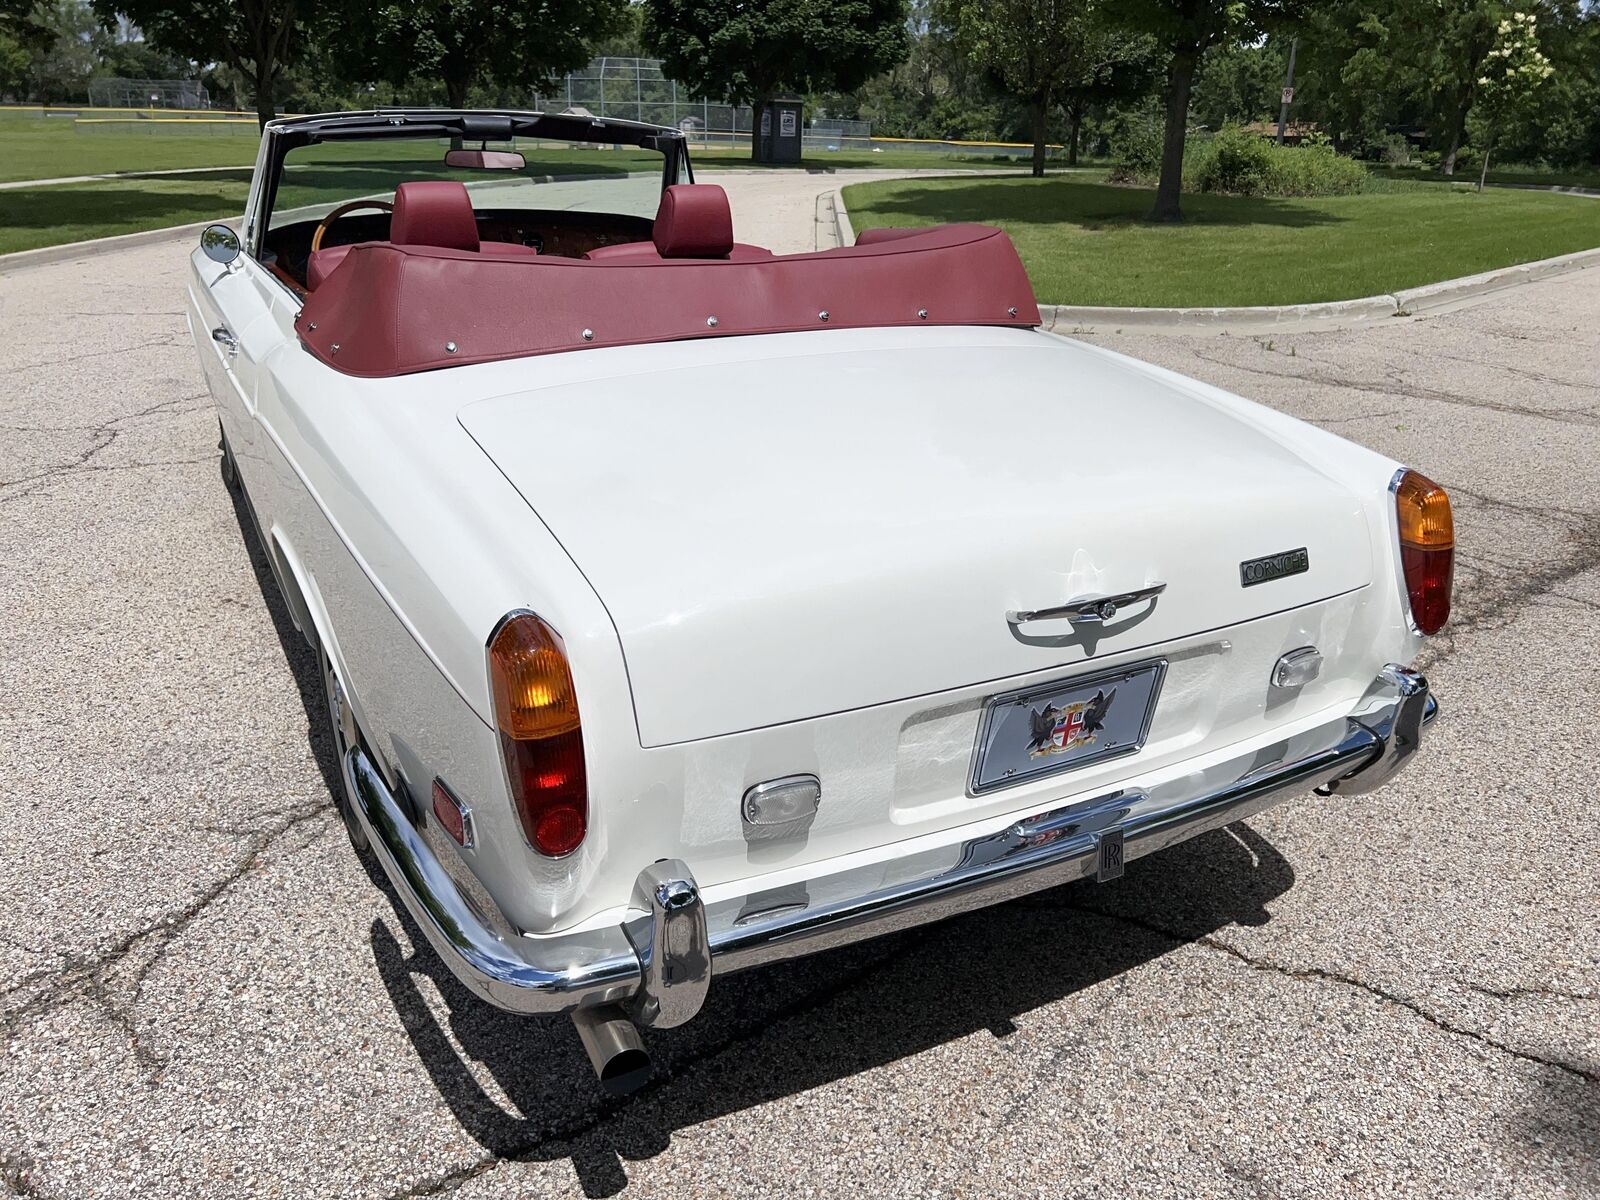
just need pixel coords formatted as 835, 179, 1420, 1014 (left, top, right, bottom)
343, 663, 1438, 1028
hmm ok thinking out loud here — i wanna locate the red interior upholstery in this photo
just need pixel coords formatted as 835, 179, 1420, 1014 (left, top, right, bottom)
856, 226, 944, 246
586, 241, 773, 264
586, 183, 763, 262
296, 223, 1041, 377
390, 180, 480, 251
306, 179, 544, 289
653, 184, 733, 257
307, 244, 353, 291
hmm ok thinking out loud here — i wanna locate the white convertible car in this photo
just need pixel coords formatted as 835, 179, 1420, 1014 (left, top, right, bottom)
188, 109, 1450, 1093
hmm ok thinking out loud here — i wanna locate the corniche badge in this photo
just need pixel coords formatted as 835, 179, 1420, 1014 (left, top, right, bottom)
1240, 547, 1310, 587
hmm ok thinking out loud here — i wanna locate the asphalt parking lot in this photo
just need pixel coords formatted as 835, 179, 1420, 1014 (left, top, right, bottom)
1, 203, 1596, 1198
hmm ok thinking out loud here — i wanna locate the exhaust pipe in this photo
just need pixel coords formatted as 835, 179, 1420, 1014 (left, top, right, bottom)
571, 1004, 651, 1096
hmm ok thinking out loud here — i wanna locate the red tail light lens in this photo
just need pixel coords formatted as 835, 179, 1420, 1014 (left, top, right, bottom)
1394, 470, 1453, 635
489, 613, 588, 857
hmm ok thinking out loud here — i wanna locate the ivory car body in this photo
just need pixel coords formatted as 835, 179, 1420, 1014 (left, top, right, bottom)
188, 109, 1451, 1093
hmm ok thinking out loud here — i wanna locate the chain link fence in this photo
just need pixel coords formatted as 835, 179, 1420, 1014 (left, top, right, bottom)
86, 78, 213, 110
530, 58, 879, 147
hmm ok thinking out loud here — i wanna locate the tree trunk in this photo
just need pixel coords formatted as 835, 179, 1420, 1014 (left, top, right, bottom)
1477, 138, 1492, 192
1441, 95, 1469, 176
1068, 108, 1082, 167
1029, 95, 1047, 178
446, 76, 470, 110
253, 68, 276, 131
751, 97, 765, 162
255, 84, 276, 132
1149, 48, 1198, 223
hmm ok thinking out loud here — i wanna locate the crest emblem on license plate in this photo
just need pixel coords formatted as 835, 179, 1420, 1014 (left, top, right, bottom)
1027, 688, 1117, 759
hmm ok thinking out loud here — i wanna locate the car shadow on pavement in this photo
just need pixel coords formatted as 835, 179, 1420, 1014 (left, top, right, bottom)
364, 817, 1293, 1196
225, 464, 1298, 1197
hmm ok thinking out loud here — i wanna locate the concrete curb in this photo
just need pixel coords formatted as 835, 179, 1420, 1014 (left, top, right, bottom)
830, 185, 1600, 334
1039, 294, 1402, 335
832, 188, 856, 247
1389, 245, 1600, 316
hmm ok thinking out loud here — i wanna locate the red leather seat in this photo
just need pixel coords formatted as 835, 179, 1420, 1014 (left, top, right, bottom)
585, 184, 773, 262
307, 180, 538, 289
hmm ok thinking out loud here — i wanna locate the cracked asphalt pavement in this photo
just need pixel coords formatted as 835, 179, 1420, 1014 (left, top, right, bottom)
1, 230, 1596, 1200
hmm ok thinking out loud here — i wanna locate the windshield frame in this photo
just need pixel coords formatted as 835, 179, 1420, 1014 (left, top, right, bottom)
247, 109, 693, 261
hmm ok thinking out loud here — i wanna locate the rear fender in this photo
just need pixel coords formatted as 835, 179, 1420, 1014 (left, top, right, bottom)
269, 526, 394, 791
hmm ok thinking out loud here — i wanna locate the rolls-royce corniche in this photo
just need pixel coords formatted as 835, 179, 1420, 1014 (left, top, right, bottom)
187, 109, 1450, 1094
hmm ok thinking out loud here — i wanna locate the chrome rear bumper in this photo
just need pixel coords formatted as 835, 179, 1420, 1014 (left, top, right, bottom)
343, 663, 1437, 1027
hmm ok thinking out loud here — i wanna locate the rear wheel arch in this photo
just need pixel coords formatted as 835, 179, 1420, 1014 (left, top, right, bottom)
268, 526, 395, 792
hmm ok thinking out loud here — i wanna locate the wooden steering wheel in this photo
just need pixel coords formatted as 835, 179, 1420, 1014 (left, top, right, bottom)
310, 199, 394, 253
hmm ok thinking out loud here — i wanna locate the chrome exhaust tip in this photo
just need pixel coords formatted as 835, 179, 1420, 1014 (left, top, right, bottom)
571, 1004, 651, 1096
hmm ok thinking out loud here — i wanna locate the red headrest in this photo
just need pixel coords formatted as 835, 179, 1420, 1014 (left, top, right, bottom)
391, 181, 479, 252
652, 184, 734, 259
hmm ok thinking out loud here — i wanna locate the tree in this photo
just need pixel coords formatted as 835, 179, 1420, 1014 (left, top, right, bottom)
321, 0, 628, 112
1108, 0, 1307, 221
0, 0, 51, 99
26, 0, 105, 102
643, 0, 909, 161
1188, 36, 1289, 131
1469, 9, 1552, 188
1058, 25, 1157, 165
946, 0, 1151, 176
1365, 0, 1501, 175
91, 0, 302, 128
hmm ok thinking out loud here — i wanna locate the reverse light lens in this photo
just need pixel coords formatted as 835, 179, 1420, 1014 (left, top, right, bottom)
489, 613, 588, 857
1394, 470, 1454, 635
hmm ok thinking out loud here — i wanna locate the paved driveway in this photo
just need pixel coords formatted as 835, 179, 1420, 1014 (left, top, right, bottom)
0, 219, 1595, 1198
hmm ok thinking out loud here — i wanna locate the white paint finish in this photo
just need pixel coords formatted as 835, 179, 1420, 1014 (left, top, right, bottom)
189, 224, 1419, 933
459, 329, 1379, 747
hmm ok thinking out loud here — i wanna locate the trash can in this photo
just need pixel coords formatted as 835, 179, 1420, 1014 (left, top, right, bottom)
755, 96, 804, 164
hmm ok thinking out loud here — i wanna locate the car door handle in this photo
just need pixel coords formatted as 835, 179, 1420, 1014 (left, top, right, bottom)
211, 326, 238, 356
1008, 582, 1167, 626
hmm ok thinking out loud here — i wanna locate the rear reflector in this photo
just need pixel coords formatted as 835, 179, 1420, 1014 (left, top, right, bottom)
489, 612, 588, 857
431, 777, 473, 849
1394, 470, 1453, 635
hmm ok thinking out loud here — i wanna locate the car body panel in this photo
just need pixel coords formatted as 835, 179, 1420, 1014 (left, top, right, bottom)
188, 117, 1428, 947
458, 330, 1378, 746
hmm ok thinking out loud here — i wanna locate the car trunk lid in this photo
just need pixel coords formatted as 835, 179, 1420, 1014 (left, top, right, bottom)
458, 332, 1374, 746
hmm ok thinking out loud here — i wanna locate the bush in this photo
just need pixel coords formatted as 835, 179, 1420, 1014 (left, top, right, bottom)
1190, 125, 1368, 197
1108, 119, 1164, 184
1380, 135, 1414, 166
1192, 125, 1275, 193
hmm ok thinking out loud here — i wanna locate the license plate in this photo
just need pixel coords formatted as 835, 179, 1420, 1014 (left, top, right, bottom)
969, 660, 1166, 795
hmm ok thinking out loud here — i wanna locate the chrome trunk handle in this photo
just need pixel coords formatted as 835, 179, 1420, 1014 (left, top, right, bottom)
1008, 582, 1167, 626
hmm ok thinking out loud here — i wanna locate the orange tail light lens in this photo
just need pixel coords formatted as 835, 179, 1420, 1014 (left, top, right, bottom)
489, 613, 587, 857
1394, 470, 1453, 635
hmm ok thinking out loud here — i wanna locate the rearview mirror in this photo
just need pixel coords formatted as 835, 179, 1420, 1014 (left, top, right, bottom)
199, 223, 241, 265
444, 148, 526, 170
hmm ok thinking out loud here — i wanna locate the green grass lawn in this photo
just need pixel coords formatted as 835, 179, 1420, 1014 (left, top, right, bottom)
0, 125, 260, 182
842, 174, 1600, 307
0, 145, 1068, 255
0, 105, 1055, 184
1373, 162, 1600, 192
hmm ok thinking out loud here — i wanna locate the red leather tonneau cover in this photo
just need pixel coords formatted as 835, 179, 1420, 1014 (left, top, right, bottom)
292, 224, 1040, 377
